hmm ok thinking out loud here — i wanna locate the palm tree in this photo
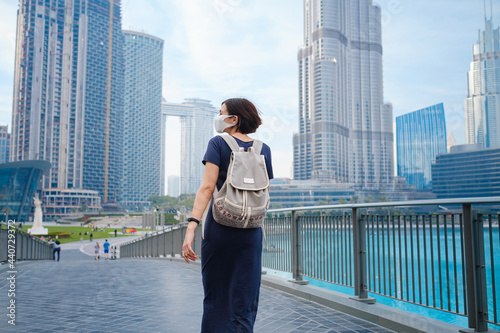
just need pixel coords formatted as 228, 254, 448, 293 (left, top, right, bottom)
1, 206, 13, 223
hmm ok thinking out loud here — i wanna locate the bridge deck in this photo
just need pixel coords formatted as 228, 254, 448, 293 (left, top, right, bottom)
0, 239, 394, 333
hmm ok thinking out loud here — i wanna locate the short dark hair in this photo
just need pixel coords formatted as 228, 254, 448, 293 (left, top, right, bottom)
222, 98, 262, 134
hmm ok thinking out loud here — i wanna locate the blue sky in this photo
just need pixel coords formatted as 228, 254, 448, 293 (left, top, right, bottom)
0, 0, 499, 179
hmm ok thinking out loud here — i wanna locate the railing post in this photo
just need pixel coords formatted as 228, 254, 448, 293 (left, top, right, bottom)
181, 224, 185, 257
156, 233, 159, 257
290, 211, 308, 285
16, 231, 22, 260
351, 207, 376, 303
461, 205, 490, 332
147, 234, 151, 257
163, 229, 166, 257
170, 227, 175, 258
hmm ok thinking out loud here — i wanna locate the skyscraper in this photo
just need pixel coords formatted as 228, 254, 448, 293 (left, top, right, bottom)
293, 0, 393, 188
122, 30, 163, 209
11, 0, 123, 212
167, 175, 180, 198
396, 103, 447, 190
0, 126, 10, 164
465, 0, 500, 148
162, 99, 217, 195
82, 0, 124, 204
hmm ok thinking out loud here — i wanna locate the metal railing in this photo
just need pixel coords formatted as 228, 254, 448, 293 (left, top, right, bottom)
119, 197, 500, 331
120, 222, 202, 259
0, 222, 53, 262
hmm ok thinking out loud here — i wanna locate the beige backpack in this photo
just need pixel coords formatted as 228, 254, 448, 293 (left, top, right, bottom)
211, 135, 270, 228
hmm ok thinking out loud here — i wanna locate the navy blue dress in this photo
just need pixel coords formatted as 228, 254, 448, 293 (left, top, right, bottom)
201, 135, 273, 333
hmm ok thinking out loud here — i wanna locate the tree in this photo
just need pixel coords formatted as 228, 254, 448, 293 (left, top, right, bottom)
350, 195, 359, 203
2, 206, 13, 223
364, 196, 374, 203
149, 195, 180, 211
78, 203, 88, 212
179, 194, 195, 211
148, 194, 196, 213
377, 195, 389, 202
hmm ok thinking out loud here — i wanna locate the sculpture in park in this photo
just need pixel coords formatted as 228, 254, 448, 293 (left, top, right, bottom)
28, 195, 48, 235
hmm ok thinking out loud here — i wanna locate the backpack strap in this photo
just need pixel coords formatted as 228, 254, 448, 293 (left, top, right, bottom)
220, 135, 264, 154
220, 135, 240, 152
251, 140, 263, 154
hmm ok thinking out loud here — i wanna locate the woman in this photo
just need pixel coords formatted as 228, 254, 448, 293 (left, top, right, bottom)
182, 98, 273, 332
94, 242, 100, 260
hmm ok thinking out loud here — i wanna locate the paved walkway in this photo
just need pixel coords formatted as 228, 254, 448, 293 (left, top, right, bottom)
0, 245, 395, 333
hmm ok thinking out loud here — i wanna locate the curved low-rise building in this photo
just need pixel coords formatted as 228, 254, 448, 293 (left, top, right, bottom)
0, 160, 51, 222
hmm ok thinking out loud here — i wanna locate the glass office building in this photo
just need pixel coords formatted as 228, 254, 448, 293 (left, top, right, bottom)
396, 103, 447, 189
465, 7, 500, 148
11, 0, 124, 208
293, 0, 393, 188
432, 144, 500, 198
121, 31, 163, 210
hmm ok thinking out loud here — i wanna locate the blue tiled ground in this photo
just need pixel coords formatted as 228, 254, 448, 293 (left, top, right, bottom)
0, 248, 395, 332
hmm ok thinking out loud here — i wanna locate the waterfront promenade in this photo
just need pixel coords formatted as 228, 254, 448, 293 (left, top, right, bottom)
0, 239, 396, 333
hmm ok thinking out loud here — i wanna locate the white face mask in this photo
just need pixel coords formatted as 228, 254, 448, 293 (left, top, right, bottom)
214, 114, 236, 133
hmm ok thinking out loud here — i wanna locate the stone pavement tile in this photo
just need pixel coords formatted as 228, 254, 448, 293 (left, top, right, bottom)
0, 251, 396, 333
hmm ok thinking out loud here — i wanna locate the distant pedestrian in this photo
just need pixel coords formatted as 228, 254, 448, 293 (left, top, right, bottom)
114, 229, 117, 237
94, 242, 100, 260
90, 233, 93, 241
51, 240, 61, 261
80, 236, 83, 243
103, 239, 110, 259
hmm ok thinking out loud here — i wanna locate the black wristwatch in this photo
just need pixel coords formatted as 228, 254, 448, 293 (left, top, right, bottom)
187, 217, 200, 224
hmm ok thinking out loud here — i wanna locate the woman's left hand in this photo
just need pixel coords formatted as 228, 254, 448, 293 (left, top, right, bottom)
182, 224, 198, 263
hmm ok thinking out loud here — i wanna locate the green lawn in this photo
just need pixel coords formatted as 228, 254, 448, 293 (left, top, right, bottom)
21, 226, 143, 244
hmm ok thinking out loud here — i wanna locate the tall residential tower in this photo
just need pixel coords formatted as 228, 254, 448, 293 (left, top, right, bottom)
293, 0, 393, 188
122, 31, 163, 209
465, 0, 500, 148
11, 0, 123, 214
